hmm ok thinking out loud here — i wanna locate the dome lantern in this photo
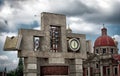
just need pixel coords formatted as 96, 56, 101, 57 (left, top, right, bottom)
101, 24, 107, 36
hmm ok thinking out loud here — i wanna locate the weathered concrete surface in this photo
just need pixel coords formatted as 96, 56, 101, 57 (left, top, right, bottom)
4, 35, 22, 51
4, 12, 91, 76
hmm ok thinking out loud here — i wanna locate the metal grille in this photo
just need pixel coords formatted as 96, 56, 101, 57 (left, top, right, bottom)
50, 25, 61, 52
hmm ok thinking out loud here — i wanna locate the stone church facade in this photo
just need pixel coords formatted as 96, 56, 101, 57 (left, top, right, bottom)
83, 26, 120, 76
4, 12, 92, 76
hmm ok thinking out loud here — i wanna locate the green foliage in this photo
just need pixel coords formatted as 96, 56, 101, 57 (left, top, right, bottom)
16, 58, 23, 76
7, 70, 16, 76
7, 58, 23, 76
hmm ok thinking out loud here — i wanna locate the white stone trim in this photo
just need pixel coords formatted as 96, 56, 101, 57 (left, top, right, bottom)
27, 64, 37, 69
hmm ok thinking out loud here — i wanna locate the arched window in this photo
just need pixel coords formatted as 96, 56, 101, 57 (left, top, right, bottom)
111, 48, 114, 54
114, 67, 118, 75
96, 63, 99, 68
103, 48, 106, 54
96, 49, 98, 54
106, 68, 110, 75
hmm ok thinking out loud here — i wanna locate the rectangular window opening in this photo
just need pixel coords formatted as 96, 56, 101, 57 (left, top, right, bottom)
111, 48, 114, 54
96, 63, 99, 68
107, 68, 110, 75
103, 48, 106, 54
96, 49, 98, 54
115, 67, 117, 75
33, 36, 40, 51
50, 25, 61, 52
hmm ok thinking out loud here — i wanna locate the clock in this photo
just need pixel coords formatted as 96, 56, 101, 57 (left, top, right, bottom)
68, 38, 80, 52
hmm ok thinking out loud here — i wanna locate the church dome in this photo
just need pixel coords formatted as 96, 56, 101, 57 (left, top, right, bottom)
94, 35, 115, 47
94, 26, 116, 47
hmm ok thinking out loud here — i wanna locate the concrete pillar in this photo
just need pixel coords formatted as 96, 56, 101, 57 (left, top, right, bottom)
88, 67, 90, 76
100, 65, 103, 76
24, 57, 37, 76
110, 64, 113, 76
117, 62, 120, 76
117, 64, 119, 76
70, 59, 83, 76
75, 59, 83, 76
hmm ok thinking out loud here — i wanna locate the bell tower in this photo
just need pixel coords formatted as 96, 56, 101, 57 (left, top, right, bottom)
41, 12, 67, 52
4, 12, 90, 76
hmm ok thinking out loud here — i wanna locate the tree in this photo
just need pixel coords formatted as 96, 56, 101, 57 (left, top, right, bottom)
7, 58, 23, 76
16, 58, 23, 76
7, 70, 16, 76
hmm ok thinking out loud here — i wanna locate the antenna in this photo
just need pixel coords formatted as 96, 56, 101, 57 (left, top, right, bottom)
67, 24, 71, 29
103, 24, 105, 28
68, 24, 70, 29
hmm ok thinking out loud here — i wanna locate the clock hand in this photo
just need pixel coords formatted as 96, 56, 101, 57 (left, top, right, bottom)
74, 41, 75, 47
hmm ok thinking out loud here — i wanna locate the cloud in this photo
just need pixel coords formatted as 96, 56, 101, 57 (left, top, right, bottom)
46, 0, 120, 24
5, 0, 24, 9
0, 32, 17, 42
0, 0, 120, 28
17, 20, 39, 29
0, 56, 18, 71
49, 0, 97, 16
0, 0, 4, 11
67, 17, 101, 35
82, 0, 120, 24
0, 19, 10, 32
0, 54, 18, 71
0, 55, 8, 60
112, 35, 120, 53
12, 59, 18, 64
33, 26, 40, 30
113, 35, 120, 42
0, 0, 41, 33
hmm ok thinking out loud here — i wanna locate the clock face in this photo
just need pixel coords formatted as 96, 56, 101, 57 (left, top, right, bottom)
68, 38, 80, 51
71, 40, 78, 49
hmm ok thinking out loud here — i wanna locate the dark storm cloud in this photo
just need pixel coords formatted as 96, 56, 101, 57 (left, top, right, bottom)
50, 0, 120, 24
106, 2, 120, 24
0, 20, 9, 33
52, 0, 98, 17
17, 20, 39, 30
0, 19, 39, 33
0, 0, 28, 11
81, 1, 120, 24
83, 3, 120, 24
6, 0, 24, 9
0, 0, 4, 10
0, 0, 23, 11
0, 0, 4, 6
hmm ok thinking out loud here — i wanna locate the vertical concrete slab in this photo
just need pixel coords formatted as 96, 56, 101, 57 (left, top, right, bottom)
24, 57, 37, 76
41, 12, 67, 52
80, 38, 87, 59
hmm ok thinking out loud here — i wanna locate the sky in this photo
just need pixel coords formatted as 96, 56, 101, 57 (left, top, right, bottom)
0, 0, 120, 71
